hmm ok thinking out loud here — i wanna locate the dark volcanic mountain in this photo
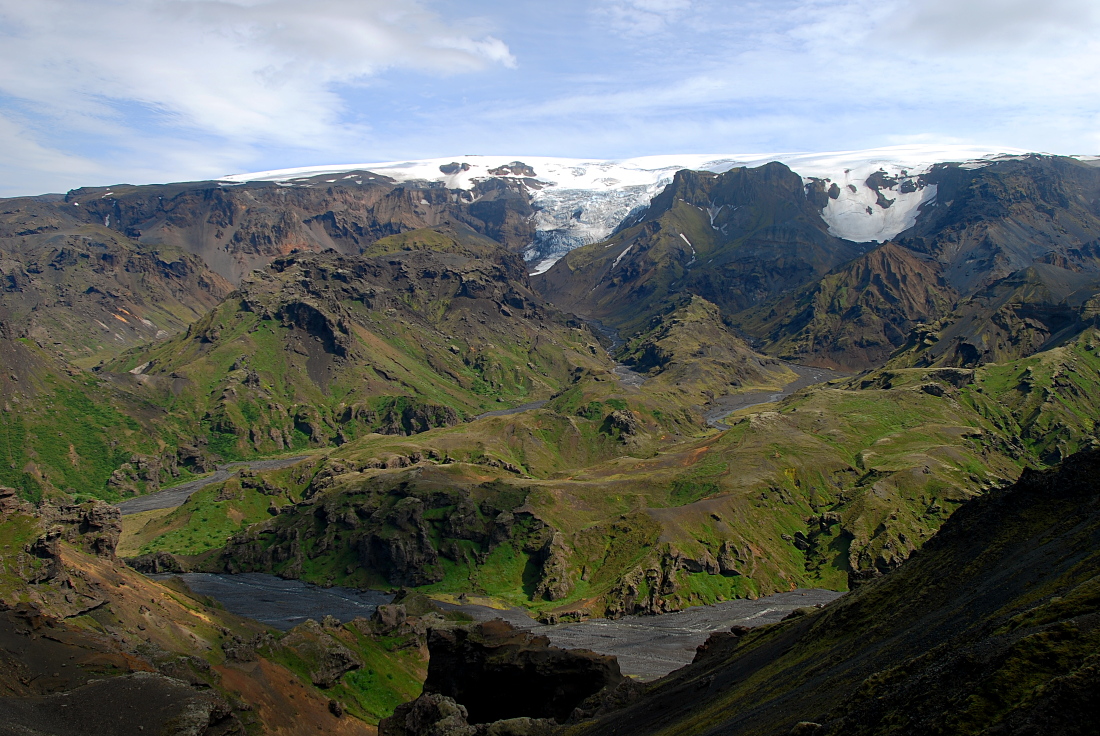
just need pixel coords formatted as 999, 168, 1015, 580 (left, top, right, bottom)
65, 173, 536, 283
533, 163, 864, 335
736, 242, 956, 371
732, 155, 1100, 371
0, 196, 231, 365
899, 155, 1100, 293
889, 263, 1100, 368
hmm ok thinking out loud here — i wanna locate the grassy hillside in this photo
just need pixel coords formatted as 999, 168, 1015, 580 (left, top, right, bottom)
126, 329, 1100, 622
568, 445, 1100, 736
101, 226, 612, 469
0, 319, 176, 502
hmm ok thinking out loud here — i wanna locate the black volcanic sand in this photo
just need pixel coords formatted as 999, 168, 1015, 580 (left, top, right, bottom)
156, 572, 842, 679
115, 455, 312, 515
158, 573, 393, 630
705, 364, 847, 428
443, 588, 845, 680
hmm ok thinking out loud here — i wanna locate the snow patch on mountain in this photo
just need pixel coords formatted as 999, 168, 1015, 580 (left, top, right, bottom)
223, 145, 1032, 271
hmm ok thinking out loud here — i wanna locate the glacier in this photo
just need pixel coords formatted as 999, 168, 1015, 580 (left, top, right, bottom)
222, 145, 1033, 273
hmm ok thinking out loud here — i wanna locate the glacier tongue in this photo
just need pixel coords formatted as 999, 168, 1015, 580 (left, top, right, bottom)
222, 145, 1031, 272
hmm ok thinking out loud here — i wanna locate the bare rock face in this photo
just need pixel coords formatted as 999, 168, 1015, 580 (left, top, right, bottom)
125, 550, 186, 574
0, 486, 31, 517
421, 620, 624, 724
532, 531, 573, 602
35, 501, 121, 558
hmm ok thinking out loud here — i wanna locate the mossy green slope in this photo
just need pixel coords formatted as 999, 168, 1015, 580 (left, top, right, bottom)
103, 226, 612, 467
0, 318, 174, 502
156, 331, 1100, 621
568, 446, 1100, 736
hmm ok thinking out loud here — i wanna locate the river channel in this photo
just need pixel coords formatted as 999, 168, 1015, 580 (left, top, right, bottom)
168, 572, 841, 680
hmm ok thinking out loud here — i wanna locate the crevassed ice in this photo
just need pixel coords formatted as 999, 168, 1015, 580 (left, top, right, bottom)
222, 145, 1035, 273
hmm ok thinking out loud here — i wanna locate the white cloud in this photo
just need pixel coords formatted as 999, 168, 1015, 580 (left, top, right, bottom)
884, 0, 1100, 50
595, 0, 694, 35
3, 0, 1100, 196
0, 113, 103, 196
0, 0, 515, 154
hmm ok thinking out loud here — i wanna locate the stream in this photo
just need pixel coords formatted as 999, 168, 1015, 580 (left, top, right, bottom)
166, 571, 842, 680
703, 364, 847, 429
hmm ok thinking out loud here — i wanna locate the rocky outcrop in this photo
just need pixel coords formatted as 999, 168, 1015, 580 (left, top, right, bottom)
125, 550, 186, 574
359, 497, 445, 586
217, 468, 537, 589
65, 175, 537, 284
273, 619, 363, 688
36, 501, 121, 558
381, 620, 627, 735
107, 451, 181, 496
0, 486, 31, 517
532, 531, 573, 602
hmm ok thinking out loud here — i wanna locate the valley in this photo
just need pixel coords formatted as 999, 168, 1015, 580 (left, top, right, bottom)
2, 148, 1099, 734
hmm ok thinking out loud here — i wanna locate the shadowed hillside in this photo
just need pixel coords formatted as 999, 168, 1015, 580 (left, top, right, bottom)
567, 446, 1100, 736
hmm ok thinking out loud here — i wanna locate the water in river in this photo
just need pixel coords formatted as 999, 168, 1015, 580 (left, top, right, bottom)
166, 571, 843, 680
162, 572, 393, 630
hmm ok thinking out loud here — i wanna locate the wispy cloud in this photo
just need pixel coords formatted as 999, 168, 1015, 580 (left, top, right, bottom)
884, 0, 1100, 50
0, 0, 516, 192
595, 0, 695, 35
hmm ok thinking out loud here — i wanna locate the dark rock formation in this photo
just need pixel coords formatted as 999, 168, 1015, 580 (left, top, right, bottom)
125, 550, 186, 574
0, 671, 242, 736
423, 620, 623, 723
35, 500, 121, 559
381, 619, 626, 735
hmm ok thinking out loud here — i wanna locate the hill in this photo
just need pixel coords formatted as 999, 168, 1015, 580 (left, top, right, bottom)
534, 164, 863, 335
101, 225, 612, 467
64, 175, 536, 284
0, 195, 231, 366
568, 445, 1100, 736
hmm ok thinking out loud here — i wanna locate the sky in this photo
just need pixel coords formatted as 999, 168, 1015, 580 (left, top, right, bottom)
1, 0, 1099, 196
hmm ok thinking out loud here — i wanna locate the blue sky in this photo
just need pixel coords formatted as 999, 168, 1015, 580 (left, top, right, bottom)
2, 0, 1099, 196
